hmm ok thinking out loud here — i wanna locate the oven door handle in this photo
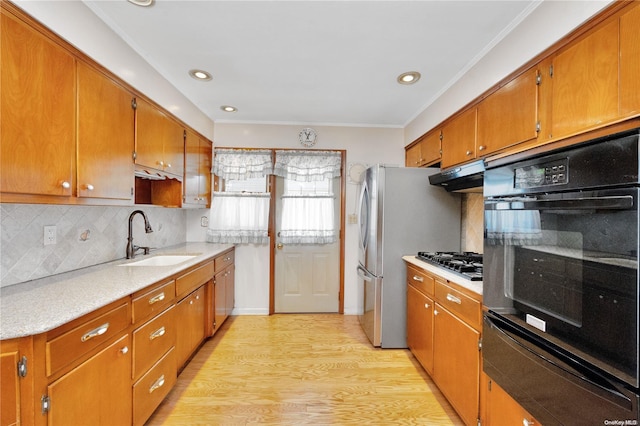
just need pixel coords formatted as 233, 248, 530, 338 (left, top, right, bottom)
486, 195, 634, 211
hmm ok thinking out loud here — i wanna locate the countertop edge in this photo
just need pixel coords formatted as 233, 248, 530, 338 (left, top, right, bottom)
0, 243, 234, 340
402, 255, 483, 296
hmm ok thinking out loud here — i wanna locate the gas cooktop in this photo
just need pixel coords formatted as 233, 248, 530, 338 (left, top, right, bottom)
416, 251, 483, 281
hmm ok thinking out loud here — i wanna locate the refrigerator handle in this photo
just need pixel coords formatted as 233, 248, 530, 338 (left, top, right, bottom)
357, 265, 372, 282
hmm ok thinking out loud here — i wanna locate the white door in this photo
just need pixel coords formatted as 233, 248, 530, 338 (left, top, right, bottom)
274, 176, 340, 313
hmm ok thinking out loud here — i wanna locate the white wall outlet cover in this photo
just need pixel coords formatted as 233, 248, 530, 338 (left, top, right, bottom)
44, 225, 57, 245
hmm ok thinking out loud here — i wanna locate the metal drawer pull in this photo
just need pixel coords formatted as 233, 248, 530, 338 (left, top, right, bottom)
424, 303, 430, 309
149, 326, 166, 340
412, 275, 424, 282
120, 346, 129, 354
81, 323, 109, 342
149, 375, 165, 393
446, 294, 462, 304
148, 292, 165, 305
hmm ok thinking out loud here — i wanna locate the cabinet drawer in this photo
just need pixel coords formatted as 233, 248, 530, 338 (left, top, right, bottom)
46, 302, 130, 376
133, 305, 176, 380
214, 250, 234, 273
407, 264, 435, 296
435, 280, 481, 330
175, 261, 214, 298
132, 347, 177, 426
132, 280, 176, 324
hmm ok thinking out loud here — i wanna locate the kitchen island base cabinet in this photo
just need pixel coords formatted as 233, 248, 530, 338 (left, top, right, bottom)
47, 334, 132, 425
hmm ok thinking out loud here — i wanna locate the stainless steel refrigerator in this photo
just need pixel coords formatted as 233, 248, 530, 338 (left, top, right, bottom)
357, 165, 462, 348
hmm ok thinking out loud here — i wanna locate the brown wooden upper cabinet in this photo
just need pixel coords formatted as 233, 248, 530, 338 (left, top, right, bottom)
477, 67, 539, 155
620, 2, 640, 118
405, 130, 441, 167
77, 62, 134, 201
183, 130, 212, 207
1, 9, 75, 197
135, 98, 185, 178
440, 108, 477, 169
548, 19, 619, 140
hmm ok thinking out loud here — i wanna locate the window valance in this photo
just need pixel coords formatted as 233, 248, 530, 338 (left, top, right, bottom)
273, 150, 341, 182
212, 149, 273, 181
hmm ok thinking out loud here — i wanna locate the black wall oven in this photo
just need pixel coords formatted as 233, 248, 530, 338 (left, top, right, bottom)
483, 128, 640, 425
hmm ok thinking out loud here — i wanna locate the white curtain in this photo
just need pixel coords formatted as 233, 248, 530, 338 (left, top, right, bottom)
207, 192, 270, 244
212, 148, 272, 181
275, 150, 341, 245
273, 150, 341, 182
208, 149, 272, 244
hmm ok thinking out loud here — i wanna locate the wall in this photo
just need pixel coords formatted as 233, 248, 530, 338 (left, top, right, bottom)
196, 123, 406, 315
0, 204, 186, 287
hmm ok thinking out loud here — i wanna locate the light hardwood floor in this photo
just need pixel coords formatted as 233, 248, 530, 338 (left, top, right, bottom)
147, 314, 464, 425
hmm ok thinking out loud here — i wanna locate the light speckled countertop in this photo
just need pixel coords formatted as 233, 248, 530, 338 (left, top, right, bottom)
0, 243, 233, 340
402, 255, 483, 296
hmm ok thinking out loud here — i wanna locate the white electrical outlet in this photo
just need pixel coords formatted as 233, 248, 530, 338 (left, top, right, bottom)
348, 214, 358, 224
200, 216, 209, 227
44, 225, 57, 245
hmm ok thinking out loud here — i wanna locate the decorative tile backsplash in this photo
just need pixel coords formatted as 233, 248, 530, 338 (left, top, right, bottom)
461, 193, 484, 254
1, 204, 187, 287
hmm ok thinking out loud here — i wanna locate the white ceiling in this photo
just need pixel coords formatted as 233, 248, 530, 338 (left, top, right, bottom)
83, 0, 539, 127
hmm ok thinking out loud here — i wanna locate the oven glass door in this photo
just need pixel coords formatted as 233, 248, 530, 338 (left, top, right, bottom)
484, 187, 639, 387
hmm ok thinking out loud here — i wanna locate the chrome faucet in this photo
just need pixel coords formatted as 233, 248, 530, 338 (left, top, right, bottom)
126, 210, 153, 259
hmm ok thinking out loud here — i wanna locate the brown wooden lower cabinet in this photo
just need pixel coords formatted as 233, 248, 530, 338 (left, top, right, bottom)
481, 372, 539, 426
175, 285, 207, 370
405, 262, 481, 426
47, 334, 132, 426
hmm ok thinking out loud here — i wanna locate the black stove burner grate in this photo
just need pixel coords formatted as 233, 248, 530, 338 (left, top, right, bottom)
416, 251, 483, 281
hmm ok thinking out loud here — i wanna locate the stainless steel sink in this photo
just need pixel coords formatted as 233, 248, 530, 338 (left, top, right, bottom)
120, 255, 198, 267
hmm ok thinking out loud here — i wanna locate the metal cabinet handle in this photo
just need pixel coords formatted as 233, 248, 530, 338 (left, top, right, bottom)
412, 275, 424, 282
446, 293, 462, 304
158, 161, 164, 167
166, 163, 172, 168
149, 326, 166, 341
120, 346, 129, 354
434, 309, 439, 316
465, 150, 472, 156
424, 303, 430, 309
148, 292, 165, 305
86, 184, 94, 191
81, 323, 109, 342
149, 375, 165, 393
61, 181, 71, 189
523, 419, 535, 426
478, 145, 486, 151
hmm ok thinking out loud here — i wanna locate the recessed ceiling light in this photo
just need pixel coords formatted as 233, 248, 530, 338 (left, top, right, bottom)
397, 71, 421, 85
221, 105, 237, 113
189, 69, 212, 81
127, 0, 154, 7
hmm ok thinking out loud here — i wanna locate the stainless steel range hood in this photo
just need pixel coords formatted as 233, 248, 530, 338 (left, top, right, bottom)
428, 159, 485, 192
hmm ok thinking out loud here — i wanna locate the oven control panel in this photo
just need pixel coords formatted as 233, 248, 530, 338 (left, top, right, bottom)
514, 158, 568, 189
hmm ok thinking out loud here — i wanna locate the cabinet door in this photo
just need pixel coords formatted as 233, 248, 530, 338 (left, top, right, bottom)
1, 338, 31, 426
184, 131, 212, 207
48, 334, 131, 425
225, 264, 235, 317
550, 19, 619, 139
175, 286, 206, 369
620, 2, 640, 117
1, 11, 75, 197
77, 62, 134, 200
440, 108, 477, 169
482, 373, 538, 426
477, 68, 539, 155
405, 142, 422, 167
135, 98, 184, 177
214, 270, 228, 330
433, 304, 480, 426
406, 285, 434, 374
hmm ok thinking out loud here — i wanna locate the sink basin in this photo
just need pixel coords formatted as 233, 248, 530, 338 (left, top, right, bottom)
121, 255, 197, 267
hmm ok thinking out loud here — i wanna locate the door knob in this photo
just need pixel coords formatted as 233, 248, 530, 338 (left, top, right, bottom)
276, 243, 284, 249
